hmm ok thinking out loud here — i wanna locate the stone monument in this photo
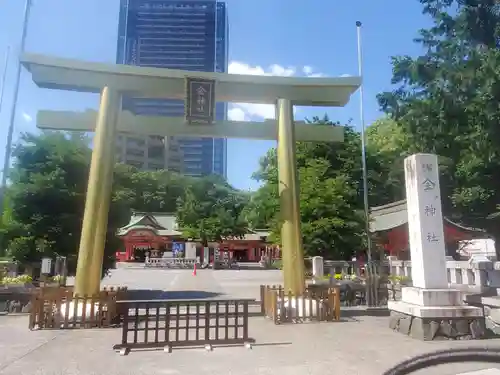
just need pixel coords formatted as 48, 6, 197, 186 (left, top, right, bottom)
388, 153, 485, 340
312, 256, 324, 282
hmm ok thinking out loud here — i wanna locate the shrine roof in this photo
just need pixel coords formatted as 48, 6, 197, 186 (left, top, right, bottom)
369, 200, 485, 234
117, 212, 182, 237
229, 229, 270, 241
252, 229, 271, 238
117, 213, 271, 240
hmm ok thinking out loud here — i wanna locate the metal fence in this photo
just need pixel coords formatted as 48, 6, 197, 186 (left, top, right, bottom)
113, 298, 255, 355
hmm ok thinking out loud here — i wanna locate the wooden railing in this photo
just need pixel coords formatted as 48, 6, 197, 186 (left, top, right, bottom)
29, 286, 127, 330
113, 298, 255, 355
145, 258, 197, 269
260, 285, 340, 324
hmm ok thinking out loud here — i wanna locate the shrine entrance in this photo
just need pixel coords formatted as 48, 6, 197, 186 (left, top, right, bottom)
21, 52, 360, 296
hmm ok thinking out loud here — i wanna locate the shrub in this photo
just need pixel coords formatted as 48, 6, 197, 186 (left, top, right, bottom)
0, 274, 33, 285
388, 275, 411, 284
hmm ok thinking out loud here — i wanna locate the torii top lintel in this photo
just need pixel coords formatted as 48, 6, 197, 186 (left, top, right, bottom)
20, 53, 361, 107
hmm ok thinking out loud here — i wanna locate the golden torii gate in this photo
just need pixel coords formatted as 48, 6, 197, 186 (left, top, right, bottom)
20, 53, 360, 297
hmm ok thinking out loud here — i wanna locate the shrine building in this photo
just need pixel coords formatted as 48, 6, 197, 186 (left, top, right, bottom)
115, 212, 276, 262
369, 200, 487, 259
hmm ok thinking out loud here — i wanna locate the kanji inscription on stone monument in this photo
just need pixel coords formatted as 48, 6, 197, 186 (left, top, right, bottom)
424, 204, 437, 216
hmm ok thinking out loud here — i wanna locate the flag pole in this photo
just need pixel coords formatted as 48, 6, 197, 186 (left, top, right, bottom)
356, 20, 372, 262
0, 47, 10, 116
0, 0, 32, 254
0, 0, 32, 204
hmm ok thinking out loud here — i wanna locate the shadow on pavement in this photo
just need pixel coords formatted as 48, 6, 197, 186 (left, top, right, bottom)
124, 289, 221, 300
341, 307, 390, 317
122, 340, 291, 354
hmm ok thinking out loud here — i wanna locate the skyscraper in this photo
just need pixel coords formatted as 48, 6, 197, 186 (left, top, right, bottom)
116, 0, 228, 177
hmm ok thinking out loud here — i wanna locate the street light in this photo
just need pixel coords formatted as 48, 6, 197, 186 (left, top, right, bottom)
0, 47, 10, 117
0, 0, 32, 211
356, 21, 372, 262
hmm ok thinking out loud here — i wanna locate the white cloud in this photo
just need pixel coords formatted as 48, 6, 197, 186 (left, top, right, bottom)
303, 66, 313, 75
340, 73, 352, 77
308, 73, 324, 78
227, 107, 246, 121
22, 112, 32, 122
228, 62, 325, 120
302, 66, 326, 78
229, 61, 295, 77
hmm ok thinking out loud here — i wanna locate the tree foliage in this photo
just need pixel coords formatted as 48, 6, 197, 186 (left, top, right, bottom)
2, 132, 258, 274
377, 0, 500, 252
246, 116, 372, 259
176, 175, 249, 245
113, 164, 191, 213
366, 117, 411, 205
2, 132, 188, 274
2, 132, 109, 272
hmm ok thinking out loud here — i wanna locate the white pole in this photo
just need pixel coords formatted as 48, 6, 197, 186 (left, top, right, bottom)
0, 0, 32, 205
356, 21, 372, 262
0, 47, 10, 116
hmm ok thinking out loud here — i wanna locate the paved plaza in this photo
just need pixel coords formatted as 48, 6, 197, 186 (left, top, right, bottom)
2, 268, 500, 375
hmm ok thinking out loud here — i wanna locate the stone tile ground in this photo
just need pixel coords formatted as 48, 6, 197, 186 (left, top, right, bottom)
2, 268, 500, 375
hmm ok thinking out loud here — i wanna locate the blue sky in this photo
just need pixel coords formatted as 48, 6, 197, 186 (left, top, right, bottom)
0, 0, 430, 190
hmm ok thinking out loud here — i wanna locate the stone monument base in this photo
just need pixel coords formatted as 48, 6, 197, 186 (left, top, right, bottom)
388, 287, 485, 341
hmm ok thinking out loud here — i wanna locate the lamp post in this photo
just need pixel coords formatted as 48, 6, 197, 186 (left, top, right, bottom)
0, 0, 32, 255
0, 47, 10, 116
356, 21, 372, 262
0, 0, 32, 209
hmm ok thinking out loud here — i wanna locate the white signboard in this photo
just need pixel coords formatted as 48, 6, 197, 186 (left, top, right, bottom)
203, 247, 210, 264
185, 242, 197, 259
41, 258, 52, 274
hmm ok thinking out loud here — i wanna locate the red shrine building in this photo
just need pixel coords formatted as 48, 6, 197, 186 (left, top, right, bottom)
115, 212, 277, 262
369, 200, 487, 259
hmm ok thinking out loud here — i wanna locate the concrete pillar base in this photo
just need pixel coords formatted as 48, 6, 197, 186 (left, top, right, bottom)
388, 286, 484, 340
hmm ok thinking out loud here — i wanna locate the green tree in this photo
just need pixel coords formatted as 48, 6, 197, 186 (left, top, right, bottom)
377, 0, 500, 253
176, 175, 249, 245
114, 164, 191, 213
365, 117, 410, 205
242, 184, 279, 230
249, 116, 369, 259
4, 132, 130, 275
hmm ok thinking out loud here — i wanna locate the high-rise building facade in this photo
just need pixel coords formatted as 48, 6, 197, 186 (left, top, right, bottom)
116, 0, 229, 177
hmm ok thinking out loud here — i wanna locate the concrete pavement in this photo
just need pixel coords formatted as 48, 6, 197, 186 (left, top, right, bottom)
97, 268, 282, 300
3, 314, 500, 375
4, 268, 500, 375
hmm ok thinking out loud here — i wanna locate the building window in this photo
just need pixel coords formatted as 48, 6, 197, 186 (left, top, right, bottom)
127, 160, 144, 169
128, 148, 145, 157
148, 146, 164, 159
